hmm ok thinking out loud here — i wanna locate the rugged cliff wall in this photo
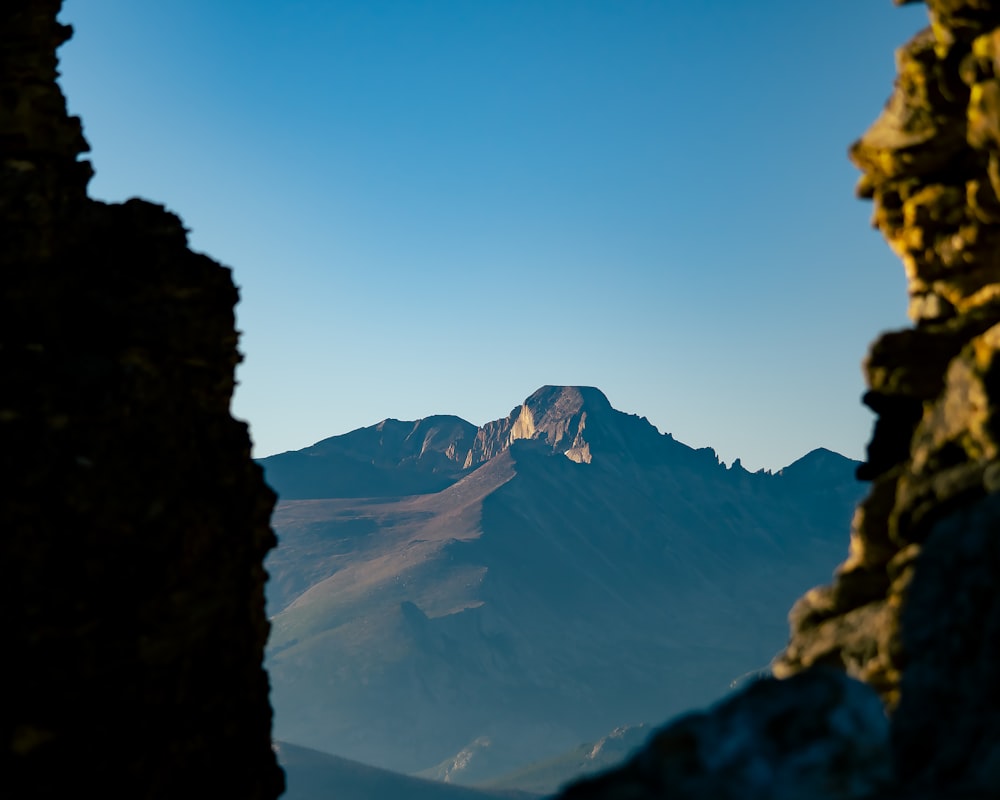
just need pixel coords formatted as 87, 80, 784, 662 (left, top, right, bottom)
561, 1, 1000, 797
2, 2, 283, 797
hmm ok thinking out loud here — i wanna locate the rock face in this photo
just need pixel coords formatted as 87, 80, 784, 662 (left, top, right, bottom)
2, 3, 282, 798
465, 386, 616, 466
560, 1, 1000, 798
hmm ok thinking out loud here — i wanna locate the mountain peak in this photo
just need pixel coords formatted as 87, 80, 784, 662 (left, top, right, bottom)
776, 447, 861, 490
464, 386, 613, 468
515, 386, 614, 464
523, 385, 613, 416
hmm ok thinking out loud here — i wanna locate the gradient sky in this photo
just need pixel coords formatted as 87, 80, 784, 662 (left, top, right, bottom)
57, 0, 927, 472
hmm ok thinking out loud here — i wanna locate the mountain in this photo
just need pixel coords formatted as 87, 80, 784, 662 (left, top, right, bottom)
274, 740, 540, 800
260, 386, 864, 786
261, 415, 477, 499
470, 723, 653, 796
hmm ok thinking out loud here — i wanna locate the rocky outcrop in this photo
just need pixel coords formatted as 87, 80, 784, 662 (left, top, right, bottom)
560, 1, 1000, 798
2, 2, 282, 798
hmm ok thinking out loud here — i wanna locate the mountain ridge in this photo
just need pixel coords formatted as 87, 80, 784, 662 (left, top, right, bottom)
260, 385, 850, 502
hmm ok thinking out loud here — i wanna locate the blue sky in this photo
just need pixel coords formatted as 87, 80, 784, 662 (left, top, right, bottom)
57, 1, 927, 472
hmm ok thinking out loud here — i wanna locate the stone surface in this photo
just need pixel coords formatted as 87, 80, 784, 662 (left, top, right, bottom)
2, 2, 283, 797
890, 492, 1000, 793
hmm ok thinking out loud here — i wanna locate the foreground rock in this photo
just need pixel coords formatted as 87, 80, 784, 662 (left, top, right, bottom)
2, 2, 282, 797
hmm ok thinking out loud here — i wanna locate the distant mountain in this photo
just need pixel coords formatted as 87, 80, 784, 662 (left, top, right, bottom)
274, 740, 540, 800
260, 386, 865, 787
261, 414, 477, 499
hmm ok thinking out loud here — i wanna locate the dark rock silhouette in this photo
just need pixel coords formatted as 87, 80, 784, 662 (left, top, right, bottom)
2, 2, 282, 797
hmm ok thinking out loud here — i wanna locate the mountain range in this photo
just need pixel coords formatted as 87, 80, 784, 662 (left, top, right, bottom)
260, 386, 865, 790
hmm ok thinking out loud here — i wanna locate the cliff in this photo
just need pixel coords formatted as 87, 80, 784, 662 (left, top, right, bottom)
2, 2, 283, 797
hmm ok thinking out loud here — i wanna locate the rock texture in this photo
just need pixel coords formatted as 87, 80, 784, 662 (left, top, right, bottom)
465, 386, 616, 466
2, 3, 282, 798
561, 0, 1000, 798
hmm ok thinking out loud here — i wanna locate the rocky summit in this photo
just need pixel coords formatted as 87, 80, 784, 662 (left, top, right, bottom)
262, 386, 652, 500
260, 386, 865, 787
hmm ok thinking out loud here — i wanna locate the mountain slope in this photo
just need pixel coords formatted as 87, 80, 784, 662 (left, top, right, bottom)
261, 386, 865, 785
477, 724, 653, 796
275, 741, 540, 800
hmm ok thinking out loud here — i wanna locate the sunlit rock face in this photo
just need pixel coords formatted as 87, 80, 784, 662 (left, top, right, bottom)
464, 386, 613, 467
2, 3, 282, 797
562, 1, 1000, 798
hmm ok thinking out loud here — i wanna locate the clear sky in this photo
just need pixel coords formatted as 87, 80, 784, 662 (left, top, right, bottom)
57, 0, 927, 472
